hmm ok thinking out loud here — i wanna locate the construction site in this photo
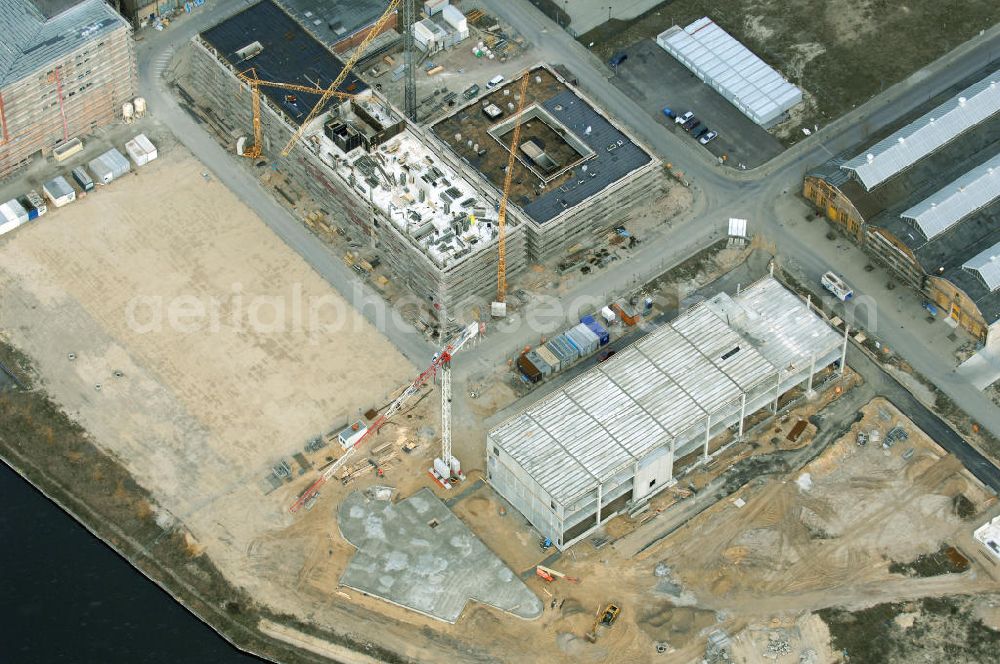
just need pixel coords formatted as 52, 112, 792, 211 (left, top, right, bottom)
4, 0, 1000, 662
175, 0, 664, 319
0, 0, 137, 180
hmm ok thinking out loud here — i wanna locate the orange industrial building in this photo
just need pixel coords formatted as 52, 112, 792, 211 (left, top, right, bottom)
0, 0, 136, 181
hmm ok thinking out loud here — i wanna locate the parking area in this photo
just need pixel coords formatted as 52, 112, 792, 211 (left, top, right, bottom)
608, 39, 784, 168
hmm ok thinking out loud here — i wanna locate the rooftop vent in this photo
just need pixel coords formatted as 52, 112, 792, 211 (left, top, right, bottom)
235, 41, 264, 61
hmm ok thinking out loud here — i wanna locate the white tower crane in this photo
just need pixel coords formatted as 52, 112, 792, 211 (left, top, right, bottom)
432, 321, 480, 487
289, 321, 481, 512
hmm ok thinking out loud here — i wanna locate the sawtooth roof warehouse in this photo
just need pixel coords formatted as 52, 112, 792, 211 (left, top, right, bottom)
486, 278, 844, 549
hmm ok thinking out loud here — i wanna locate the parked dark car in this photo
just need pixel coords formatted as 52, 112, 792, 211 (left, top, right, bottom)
682, 116, 698, 131
608, 52, 628, 67
695, 126, 710, 139
686, 121, 702, 134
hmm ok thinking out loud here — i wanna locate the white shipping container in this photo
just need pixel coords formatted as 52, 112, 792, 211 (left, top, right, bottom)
134, 133, 157, 161
0, 217, 23, 236
2, 198, 28, 224
88, 156, 114, 184
42, 176, 76, 208
442, 4, 467, 32
126, 139, 149, 166
423, 0, 448, 15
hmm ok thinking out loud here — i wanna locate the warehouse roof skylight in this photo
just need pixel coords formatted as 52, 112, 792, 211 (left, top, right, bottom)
902, 151, 1000, 240
842, 70, 1000, 191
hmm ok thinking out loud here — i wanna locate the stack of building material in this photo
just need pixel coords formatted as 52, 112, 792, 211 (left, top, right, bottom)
42, 176, 77, 208
442, 5, 469, 41
89, 148, 130, 184
0, 199, 29, 236
565, 323, 600, 356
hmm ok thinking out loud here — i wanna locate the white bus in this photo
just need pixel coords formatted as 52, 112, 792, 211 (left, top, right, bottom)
821, 271, 853, 301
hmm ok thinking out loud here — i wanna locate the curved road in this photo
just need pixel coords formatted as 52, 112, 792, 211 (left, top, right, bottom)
137, 2, 1000, 438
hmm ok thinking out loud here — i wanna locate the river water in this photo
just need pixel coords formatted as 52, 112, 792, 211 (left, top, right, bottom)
0, 462, 264, 663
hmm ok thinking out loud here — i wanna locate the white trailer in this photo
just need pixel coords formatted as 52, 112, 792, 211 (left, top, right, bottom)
821, 271, 854, 301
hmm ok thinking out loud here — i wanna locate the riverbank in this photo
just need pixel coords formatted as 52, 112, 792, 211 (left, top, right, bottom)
0, 341, 408, 664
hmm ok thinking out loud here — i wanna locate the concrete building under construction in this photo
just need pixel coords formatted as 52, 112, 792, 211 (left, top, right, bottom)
186, 2, 658, 315
0, 0, 136, 180
430, 65, 660, 261
487, 277, 844, 549
189, 0, 525, 314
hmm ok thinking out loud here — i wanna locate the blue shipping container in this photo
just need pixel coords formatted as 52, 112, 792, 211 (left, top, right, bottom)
583, 318, 609, 346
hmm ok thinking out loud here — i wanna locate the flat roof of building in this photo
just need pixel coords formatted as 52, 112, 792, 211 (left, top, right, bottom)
200, 0, 368, 126
1, 0, 126, 87
842, 70, 1000, 191
656, 17, 801, 127
430, 65, 654, 225
489, 278, 842, 505
319, 129, 503, 269
275, 0, 390, 49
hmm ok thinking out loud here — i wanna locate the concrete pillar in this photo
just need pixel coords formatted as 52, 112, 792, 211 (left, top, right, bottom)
738, 392, 747, 439
840, 324, 850, 375
806, 352, 817, 399
806, 294, 811, 311
772, 370, 781, 413
667, 437, 676, 481
703, 414, 711, 460
596, 482, 603, 526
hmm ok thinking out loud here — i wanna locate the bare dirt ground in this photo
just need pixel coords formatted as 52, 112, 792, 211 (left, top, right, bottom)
440, 392, 1000, 663
579, 0, 1000, 144
0, 136, 415, 619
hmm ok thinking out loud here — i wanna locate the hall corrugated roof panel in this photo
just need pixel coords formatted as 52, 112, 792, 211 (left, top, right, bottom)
489, 278, 842, 505
901, 152, 1000, 240
964, 242, 1000, 291
655, 17, 802, 126
842, 70, 1000, 191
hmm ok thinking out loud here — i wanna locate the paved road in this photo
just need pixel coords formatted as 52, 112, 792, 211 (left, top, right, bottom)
136, 2, 434, 368
136, 2, 1000, 439
477, 0, 1000, 439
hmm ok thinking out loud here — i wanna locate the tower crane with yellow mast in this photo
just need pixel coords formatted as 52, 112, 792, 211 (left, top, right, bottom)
491, 71, 531, 318
280, 0, 403, 157
235, 68, 357, 160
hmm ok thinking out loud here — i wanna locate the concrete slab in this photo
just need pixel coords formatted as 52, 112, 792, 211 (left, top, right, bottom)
338, 487, 543, 623
561, 0, 664, 36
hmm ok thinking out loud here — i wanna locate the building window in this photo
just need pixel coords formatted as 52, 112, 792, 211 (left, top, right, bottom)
550, 500, 556, 510
492, 446, 500, 457
649, 478, 656, 488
